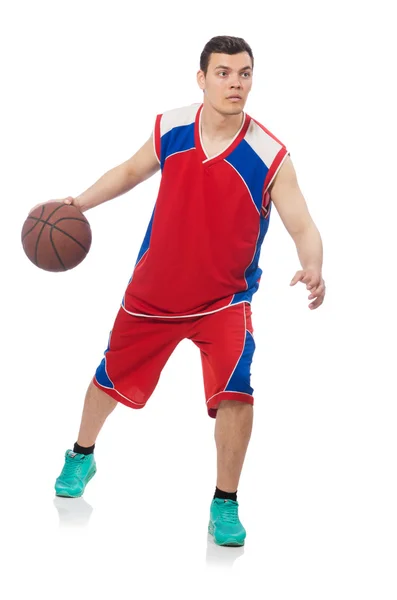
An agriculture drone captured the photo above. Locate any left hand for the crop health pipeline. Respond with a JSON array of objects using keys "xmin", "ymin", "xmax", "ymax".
[{"xmin": 290, "ymin": 269, "xmax": 326, "ymax": 310}]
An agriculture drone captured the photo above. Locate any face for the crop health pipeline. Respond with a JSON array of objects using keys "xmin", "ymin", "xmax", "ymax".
[{"xmin": 197, "ymin": 51, "xmax": 253, "ymax": 115}]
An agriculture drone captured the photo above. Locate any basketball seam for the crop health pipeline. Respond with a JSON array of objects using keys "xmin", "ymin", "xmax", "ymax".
[
  {"xmin": 50, "ymin": 223, "xmax": 91, "ymax": 254},
  {"xmin": 27, "ymin": 217, "xmax": 91, "ymax": 254},
  {"xmin": 22, "ymin": 205, "xmax": 45, "ymax": 241},
  {"xmin": 25, "ymin": 215, "xmax": 88, "ymax": 226},
  {"xmin": 53, "ymin": 216, "xmax": 88, "ymax": 224},
  {"xmin": 33, "ymin": 204, "xmax": 68, "ymax": 268},
  {"xmin": 52, "ymin": 217, "xmax": 91, "ymax": 253},
  {"xmin": 49, "ymin": 226, "xmax": 66, "ymax": 270}
]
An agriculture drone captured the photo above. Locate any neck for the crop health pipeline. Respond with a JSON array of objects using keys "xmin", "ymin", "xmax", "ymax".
[{"xmin": 201, "ymin": 100, "xmax": 244, "ymax": 141}]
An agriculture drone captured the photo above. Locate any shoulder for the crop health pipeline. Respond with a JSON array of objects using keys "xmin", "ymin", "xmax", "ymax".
[
  {"xmin": 244, "ymin": 115, "xmax": 288, "ymax": 164},
  {"xmin": 157, "ymin": 103, "xmax": 201, "ymax": 136}
]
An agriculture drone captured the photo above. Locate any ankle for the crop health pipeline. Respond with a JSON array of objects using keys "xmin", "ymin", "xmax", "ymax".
[
  {"xmin": 73, "ymin": 442, "xmax": 95, "ymax": 455},
  {"xmin": 214, "ymin": 486, "xmax": 237, "ymax": 502}
]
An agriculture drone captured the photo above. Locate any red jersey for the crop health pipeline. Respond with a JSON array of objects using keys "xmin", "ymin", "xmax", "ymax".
[{"xmin": 122, "ymin": 103, "xmax": 289, "ymax": 318}]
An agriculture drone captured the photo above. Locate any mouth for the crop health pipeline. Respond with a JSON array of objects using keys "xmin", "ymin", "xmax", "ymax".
[{"xmin": 227, "ymin": 95, "xmax": 242, "ymax": 101}]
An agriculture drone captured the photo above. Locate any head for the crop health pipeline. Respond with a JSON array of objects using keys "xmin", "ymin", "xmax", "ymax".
[{"xmin": 197, "ymin": 36, "xmax": 254, "ymax": 115}]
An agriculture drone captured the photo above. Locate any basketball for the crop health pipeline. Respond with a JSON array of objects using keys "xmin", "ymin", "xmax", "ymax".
[{"xmin": 21, "ymin": 201, "xmax": 92, "ymax": 272}]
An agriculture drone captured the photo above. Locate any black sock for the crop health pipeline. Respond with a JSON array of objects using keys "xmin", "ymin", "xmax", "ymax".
[
  {"xmin": 73, "ymin": 442, "xmax": 95, "ymax": 455},
  {"xmin": 214, "ymin": 487, "xmax": 237, "ymax": 502}
]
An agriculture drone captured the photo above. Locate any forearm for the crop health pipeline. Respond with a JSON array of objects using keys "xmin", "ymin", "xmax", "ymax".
[
  {"xmin": 75, "ymin": 164, "xmax": 135, "ymax": 212},
  {"xmin": 293, "ymin": 222, "xmax": 323, "ymax": 272}
]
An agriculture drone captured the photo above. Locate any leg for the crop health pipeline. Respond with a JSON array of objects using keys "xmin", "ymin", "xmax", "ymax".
[
  {"xmin": 55, "ymin": 310, "xmax": 183, "ymax": 499},
  {"xmin": 191, "ymin": 303, "xmax": 255, "ymax": 546},
  {"xmin": 76, "ymin": 379, "xmax": 118, "ymax": 447},
  {"xmin": 55, "ymin": 380, "xmax": 116, "ymax": 498},
  {"xmin": 191, "ymin": 302, "xmax": 256, "ymax": 492},
  {"xmin": 215, "ymin": 400, "xmax": 253, "ymax": 492}
]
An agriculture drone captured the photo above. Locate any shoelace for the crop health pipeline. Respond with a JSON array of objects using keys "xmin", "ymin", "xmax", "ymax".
[
  {"xmin": 220, "ymin": 502, "xmax": 239, "ymax": 524},
  {"xmin": 62, "ymin": 454, "xmax": 84, "ymax": 477}
]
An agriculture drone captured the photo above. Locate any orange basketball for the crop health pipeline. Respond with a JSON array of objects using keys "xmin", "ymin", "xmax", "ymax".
[{"xmin": 21, "ymin": 202, "xmax": 92, "ymax": 272}]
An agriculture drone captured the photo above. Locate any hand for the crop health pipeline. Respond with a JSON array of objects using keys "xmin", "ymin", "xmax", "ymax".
[
  {"xmin": 28, "ymin": 196, "xmax": 76, "ymax": 215},
  {"xmin": 290, "ymin": 269, "xmax": 326, "ymax": 310}
]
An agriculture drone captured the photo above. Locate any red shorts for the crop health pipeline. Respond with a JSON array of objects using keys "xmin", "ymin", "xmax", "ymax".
[{"xmin": 93, "ymin": 302, "xmax": 256, "ymax": 418}]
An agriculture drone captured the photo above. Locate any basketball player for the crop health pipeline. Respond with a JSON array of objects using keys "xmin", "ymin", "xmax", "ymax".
[{"xmin": 48, "ymin": 36, "xmax": 325, "ymax": 546}]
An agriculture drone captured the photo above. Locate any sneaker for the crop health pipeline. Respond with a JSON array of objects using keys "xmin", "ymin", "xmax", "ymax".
[
  {"xmin": 55, "ymin": 450, "xmax": 96, "ymax": 498},
  {"xmin": 208, "ymin": 498, "xmax": 246, "ymax": 546}
]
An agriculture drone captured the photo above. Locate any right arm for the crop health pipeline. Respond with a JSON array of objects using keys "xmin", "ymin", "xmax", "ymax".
[{"xmin": 69, "ymin": 134, "xmax": 160, "ymax": 212}]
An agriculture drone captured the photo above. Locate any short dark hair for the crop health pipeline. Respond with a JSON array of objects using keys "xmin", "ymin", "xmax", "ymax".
[{"xmin": 200, "ymin": 36, "xmax": 254, "ymax": 75}]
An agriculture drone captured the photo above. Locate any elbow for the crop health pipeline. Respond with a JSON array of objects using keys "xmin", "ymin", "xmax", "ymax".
[
  {"xmin": 289, "ymin": 219, "xmax": 318, "ymax": 243},
  {"xmin": 289, "ymin": 219, "xmax": 316, "ymax": 239}
]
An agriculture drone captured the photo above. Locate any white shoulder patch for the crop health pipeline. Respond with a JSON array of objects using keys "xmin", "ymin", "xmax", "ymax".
[
  {"xmin": 160, "ymin": 104, "xmax": 201, "ymax": 137},
  {"xmin": 244, "ymin": 120, "xmax": 285, "ymax": 168}
]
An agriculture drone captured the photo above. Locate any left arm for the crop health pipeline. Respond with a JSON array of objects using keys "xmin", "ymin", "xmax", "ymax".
[{"xmin": 269, "ymin": 156, "xmax": 326, "ymax": 309}]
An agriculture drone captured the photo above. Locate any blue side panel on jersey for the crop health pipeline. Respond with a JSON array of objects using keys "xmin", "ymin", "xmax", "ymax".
[
  {"xmin": 245, "ymin": 206, "xmax": 271, "ymax": 288},
  {"xmin": 120, "ymin": 200, "xmax": 156, "ymax": 307},
  {"xmin": 231, "ymin": 285, "xmax": 258, "ymax": 305},
  {"xmin": 160, "ymin": 123, "xmax": 195, "ymax": 170},
  {"xmin": 231, "ymin": 202, "xmax": 272, "ymax": 307},
  {"xmin": 135, "ymin": 205, "xmax": 156, "ymax": 266},
  {"xmin": 225, "ymin": 330, "xmax": 255, "ymax": 395},
  {"xmin": 226, "ymin": 140, "xmax": 268, "ymax": 301},
  {"xmin": 226, "ymin": 139, "xmax": 268, "ymax": 212}
]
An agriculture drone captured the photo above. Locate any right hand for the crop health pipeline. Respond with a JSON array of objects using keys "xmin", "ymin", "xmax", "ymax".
[{"xmin": 28, "ymin": 196, "xmax": 77, "ymax": 215}]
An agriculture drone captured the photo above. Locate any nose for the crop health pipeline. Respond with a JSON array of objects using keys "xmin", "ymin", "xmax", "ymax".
[{"xmin": 229, "ymin": 73, "xmax": 242, "ymax": 88}]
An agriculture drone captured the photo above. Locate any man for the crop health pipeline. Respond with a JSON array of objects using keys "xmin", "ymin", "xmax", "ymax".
[{"xmin": 49, "ymin": 35, "xmax": 325, "ymax": 547}]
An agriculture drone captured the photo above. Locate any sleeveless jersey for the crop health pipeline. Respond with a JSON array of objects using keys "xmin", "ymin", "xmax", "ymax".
[{"xmin": 122, "ymin": 102, "xmax": 289, "ymax": 318}]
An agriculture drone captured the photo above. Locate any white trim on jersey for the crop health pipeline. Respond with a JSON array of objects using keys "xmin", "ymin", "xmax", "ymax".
[
  {"xmin": 152, "ymin": 129, "xmax": 160, "ymax": 165},
  {"xmin": 264, "ymin": 150, "xmax": 291, "ymax": 193},
  {"xmin": 164, "ymin": 147, "xmax": 195, "ymax": 164},
  {"xmin": 200, "ymin": 108, "xmax": 247, "ymax": 163},
  {"xmin": 121, "ymin": 300, "xmax": 251, "ymax": 319},
  {"xmin": 224, "ymin": 159, "xmax": 260, "ymax": 215}
]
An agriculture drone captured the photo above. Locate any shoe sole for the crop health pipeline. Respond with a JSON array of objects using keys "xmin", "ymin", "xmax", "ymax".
[
  {"xmin": 55, "ymin": 467, "xmax": 97, "ymax": 498},
  {"xmin": 208, "ymin": 521, "xmax": 245, "ymax": 547}
]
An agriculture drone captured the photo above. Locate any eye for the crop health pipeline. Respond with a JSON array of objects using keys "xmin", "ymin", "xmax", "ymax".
[
  {"xmin": 218, "ymin": 71, "xmax": 227, "ymax": 77},
  {"xmin": 242, "ymin": 72, "xmax": 251, "ymax": 78}
]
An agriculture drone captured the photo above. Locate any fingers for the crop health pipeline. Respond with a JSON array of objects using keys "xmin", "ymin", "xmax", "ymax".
[
  {"xmin": 291, "ymin": 271, "xmax": 321, "ymax": 290},
  {"xmin": 309, "ymin": 294, "xmax": 324, "ymax": 310},
  {"xmin": 308, "ymin": 281, "xmax": 326, "ymax": 309},
  {"xmin": 305, "ymin": 274, "xmax": 321, "ymax": 290},
  {"xmin": 290, "ymin": 271, "xmax": 326, "ymax": 310},
  {"xmin": 290, "ymin": 271, "xmax": 305, "ymax": 286},
  {"xmin": 29, "ymin": 197, "xmax": 74, "ymax": 214},
  {"xmin": 308, "ymin": 282, "xmax": 325, "ymax": 300}
]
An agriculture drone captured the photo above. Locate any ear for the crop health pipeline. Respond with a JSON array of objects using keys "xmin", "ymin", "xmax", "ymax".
[{"xmin": 197, "ymin": 70, "xmax": 205, "ymax": 91}]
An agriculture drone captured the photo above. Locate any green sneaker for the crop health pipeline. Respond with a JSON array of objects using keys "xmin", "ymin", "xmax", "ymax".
[
  {"xmin": 55, "ymin": 450, "xmax": 96, "ymax": 498},
  {"xmin": 208, "ymin": 498, "xmax": 246, "ymax": 546}
]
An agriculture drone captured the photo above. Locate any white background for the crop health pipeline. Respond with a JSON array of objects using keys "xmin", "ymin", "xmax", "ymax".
[{"xmin": 1, "ymin": 0, "xmax": 396, "ymax": 597}]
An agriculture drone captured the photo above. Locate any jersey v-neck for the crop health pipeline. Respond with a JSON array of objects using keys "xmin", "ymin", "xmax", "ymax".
[{"xmin": 194, "ymin": 103, "xmax": 251, "ymax": 165}]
